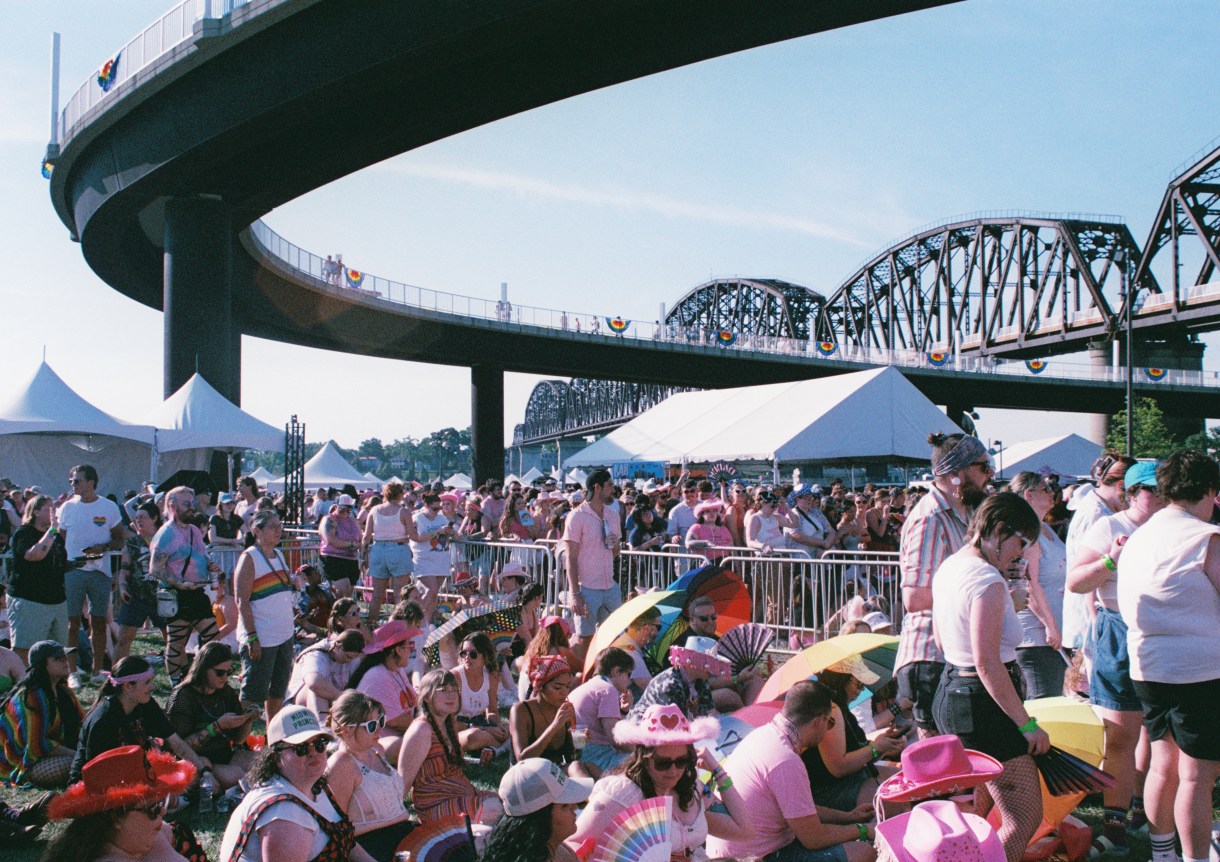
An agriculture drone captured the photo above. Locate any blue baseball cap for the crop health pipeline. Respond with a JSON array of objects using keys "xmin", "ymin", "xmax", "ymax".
[{"xmin": 1124, "ymin": 461, "xmax": 1158, "ymax": 489}]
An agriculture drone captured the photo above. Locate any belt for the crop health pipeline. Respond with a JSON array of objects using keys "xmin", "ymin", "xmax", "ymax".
[{"xmin": 947, "ymin": 661, "xmax": 1019, "ymax": 678}]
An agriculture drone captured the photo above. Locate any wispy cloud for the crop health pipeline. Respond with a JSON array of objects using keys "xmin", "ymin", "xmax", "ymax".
[{"xmin": 377, "ymin": 161, "xmax": 868, "ymax": 245}]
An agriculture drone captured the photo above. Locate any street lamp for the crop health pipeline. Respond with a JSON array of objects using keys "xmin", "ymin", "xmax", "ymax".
[{"xmin": 1115, "ymin": 247, "xmax": 1134, "ymax": 459}]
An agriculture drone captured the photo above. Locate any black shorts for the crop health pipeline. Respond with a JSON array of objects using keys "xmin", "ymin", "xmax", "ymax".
[
  {"xmin": 897, "ymin": 660, "xmax": 945, "ymax": 730},
  {"xmin": 320, "ymin": 555, "xmax": 359, "ymax": 584},
  {"xmin": 171, "ymin": 587, "xmax": 214, "ymax": 623},
  {"xmin": 932, "ymin": 663, "xmax": 1029, "ymax": 762},
  {"xmin": 1133, "ymin": 677, "xmax": 1220, "ymax": 762}
]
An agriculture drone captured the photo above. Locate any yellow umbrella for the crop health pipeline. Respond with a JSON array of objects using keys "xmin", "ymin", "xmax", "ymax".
[
  {"xmin": 756, "ymin": 633, "xmax": 899, "ymax": 703},
  {"xmin": 581, "ymin": 590, "xmax": 682, "ymax": 679}
]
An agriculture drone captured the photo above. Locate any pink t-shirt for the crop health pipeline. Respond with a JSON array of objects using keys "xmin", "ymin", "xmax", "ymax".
[
  {"xmin": 705, "ymin": 719, "xmax": 818, "ymax": 860},
  {"xmin": 356, "ymin": 664, "xmax": 418, "ymax": 727},
  {"xmin": 569, "ymin": 675, "xmax": 624, "ymax": 746},
  {"xmin": 562, "ymin": 502, "xmax": 621, "ymax": 591}
]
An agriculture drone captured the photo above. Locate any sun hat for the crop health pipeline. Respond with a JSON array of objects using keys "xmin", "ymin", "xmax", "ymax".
[
  {"xmin": 498, "ymin": 563, "xmax": 528, "ymax": 583},
  {"xmin": 527, "ymin": 655, "xmax": 573, "ymax": 689},
  {"xmin": 267, "ymin": 705, "xmax": 336, "ymax": 747},
  {"xmin": 1124, "ymin": 461, "xmax": 1158, "ymax": 489},
  {"xmin": 500, "ymin": 757, "xmax": 594, "ymax": 817},
  {"xmin": 335, "ymin": 493, "xmax": 356, "ymax": 508},
  {"xmin": 877, "ymin": 736, "xmax": 1003, "ymax": 802},
  {"xmin": 49, "ymin": 746, "xmax": 196, "ymax": 819},
  {"xmin": 693, "ymin": 499, "xmax": 723, "ymax": 519},
  {"xmin": 825, "ymin": 654, "xmax": 881, "ymax": 686},
  {"xmin": 451, "ymin": 571, "xmax": 476, "ymax": 590},
  {"xmin": 669, "ymin": 636, "xmax": 731, "ymax": 679},
  {"xmin": 876, "ymin": 800, "xmax": 1004, "ymax": 862},
  {"xmin": 363, "ymin": 620, "xmax": 422, "ymax": 654},
  {"xmin": 540, "ymin": 615, "xmax": 573, "ymax": 637},
  {"xmin": 614, "ymin": 704, "xmax": 719, "ymax": 747}
]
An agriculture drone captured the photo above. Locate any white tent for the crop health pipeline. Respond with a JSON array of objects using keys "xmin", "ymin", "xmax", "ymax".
[
  {"xmin": 566, "ymin": 468, "xmax": 588, "ymax": 486},
  {"xmin": 363, "ymin": 471, "xmax": 381, "ymax": 484},
  {"xmin": 521, "ymin": 466, "xmax": 544, "ymax": 483},
  {"xmin": 565, "ymin": 367, "xmax": 961, "ymax": 468},
  {"xmin": 442, "ymin": 472, "xmax": 473, "ymax": 490},
  {"xmin": 266, "ymin": 441, "xmax": 381, "ymax": 491},
  {"xmin": 504, "ymin": 473, "xmax": 522, "ymax": 487},
  {"xmin": 995, "ymin": 434, "xmax": 1102, "ymax": 480},
  {"xmin": 140, "ymin": 373, "xmax": 283, "ymax": 481},
  {"xmin": 248, "ymin": 466, "xmax": 279, "ymax": 484},
  {"xmin": 0, "ymin": 362, "xmax": 154, "ymax": 495}
]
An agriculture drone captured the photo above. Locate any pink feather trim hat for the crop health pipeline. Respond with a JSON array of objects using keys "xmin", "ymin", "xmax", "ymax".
[
  {"xmin": 614, "ymin": 704, "xmax": 719, "ymax": 747},
  {"xmin": 669, "ymin": 636, "xmax": 731, "ymax": 679}
]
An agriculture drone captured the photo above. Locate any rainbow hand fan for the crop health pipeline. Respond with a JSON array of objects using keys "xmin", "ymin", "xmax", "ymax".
[
  {"xmin": 715, "ymin": 623, "xmax": 774, "ymax": 674},
  {"xmin": 591, "ymin": 796, "xmax": 673, "ymax": 862}
]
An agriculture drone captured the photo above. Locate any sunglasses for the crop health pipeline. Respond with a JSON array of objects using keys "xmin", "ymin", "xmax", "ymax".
[
  {"xmin": 209, "ymin": 666, "xmax": 230, "ymax": 677},
  {"xmin": 970, "ymin": 460, "xmax": 995, "ymax": 473},
  {"xmin": 648, "ymin": 754, "xmax": 692, "ymax": 771},
  {"xmin": 278, "ymin": 737, "xmax": 329, "ymax": 757},
  {"xmin": 694, "ymin": 614, "xmax": 717, "ymax": 623},
  {"xmin": 458, "ymin": 650, "xmax": 481, "ymax": 659},
  {"xmin": 347, "ymin": 714, "xmax": 387, "ymax": 735}
]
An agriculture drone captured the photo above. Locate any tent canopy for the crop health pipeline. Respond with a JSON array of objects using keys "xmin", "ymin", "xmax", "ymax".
[
  {"xmin": 997, "ymin": 434, "xmax": 1102, "ymax": 480},
  {"xmin": 0, "ymin": 362, "xmax": 153, "ymax": 443},
  {"xmin": 141, "ymin": 374, "xmax": 282, "ymax": 453},
  {"xmin": 521, "ymin": 467, "xmax": 544, "ymax": 483},
  {"xmin": 266, "ymin": 441, "xmax": 380, "ymax": 491},
  {"xmin": 565, "ymin": 367, "xmax": 961, "ymax": 468},
  {"xmin": 442, "ymin": 472, "xmax": 472, "ymax": 490},
  {"xmin": 247, "ymin": 466, "xmax": 278, "ymax": 483}
]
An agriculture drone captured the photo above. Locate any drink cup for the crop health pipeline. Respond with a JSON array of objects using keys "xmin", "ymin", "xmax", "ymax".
[{"xmin": 572, "ymin": 725, "xmax": 588, "ymax": 750}]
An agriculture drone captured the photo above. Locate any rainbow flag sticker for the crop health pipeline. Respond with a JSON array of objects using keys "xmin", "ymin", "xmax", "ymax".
[
  {"xmin": 1144, "ymin": 367, "xmax": 1167, "ymax": 381},
  {"xmin": 344, "ymin": 268, "xmax": 364, "ymax": 288},
  {"xmin": 606, "ymin": 317, "xmax": 629, "ymax": 333},
  {"xmin": 1025, "ymin": 360, "xmax": 1047, "ymax": 375},
  {"xmin": 41, "ymin": 160, "xmax": 54, "ymax": 179},
  {"xmin": 98, "ymin": 51, "xmax": 121, "ymax": 92},
  {"xmin": 816, "ymin": 341, "xmax": 837, "ymax": 357},
  {"xmin": 927, "ymin": 351, "xmax": 949, "ymax": 367},
  {"xmin": 717, "ymin": 330, "xmax": 736, "ymax": 346}
]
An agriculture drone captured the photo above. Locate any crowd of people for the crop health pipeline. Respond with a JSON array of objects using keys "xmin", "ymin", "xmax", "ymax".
[{"xmin": 0, "ymin": 438, "xmax": 1215, "ymax": 862}]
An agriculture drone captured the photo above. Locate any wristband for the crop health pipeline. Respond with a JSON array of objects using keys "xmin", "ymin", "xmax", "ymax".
[
  {"xmin": 856, "ymin": 824, "xmax": 870, "ymax": 842},
  {"xmin": 716, "ymin": 777, "xmax": 734, "ymax": 792},
  {"xmin": 245, "ymin": 632, "xmax": 260, "ymax": 645},
  {"xmin": 869, "ymin": 743, "xmax": 881, "ymax": 761},
  {"xmin": 1018, "ymin": 717, "xmax": 1039, "ymax": 734},
  {"xmin": 1101, "ymin": 554, "xmax": 1117, "ymax": 571}
]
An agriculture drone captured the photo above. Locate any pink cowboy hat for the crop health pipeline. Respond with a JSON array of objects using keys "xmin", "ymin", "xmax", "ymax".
[
  {"xmin": 614, "ymin": 704, "xmax": 719, "ymax": 748},
  {"xmin": 363, "ymin": 620, "xmax": 422, "ymax": 654},
  {"xmin": 878, "ymin": 735, "xmax": 1003, "ymax": 803},
  {"xmin": 669, "ymin": 636, "xmax": 731, "ymax": 679},
  {"xmin": 876, "ymin": 800, "xmax": 1004, "ymax": 862},
  {"xmin": 693, "ymin": 500, "xmax": 723, "ymax": 519}
]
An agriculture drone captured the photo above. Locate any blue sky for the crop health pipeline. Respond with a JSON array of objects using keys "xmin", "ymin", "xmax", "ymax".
[{"xmin": 3, "ymin": 1, "xmax": 1218, "ymax": 456}]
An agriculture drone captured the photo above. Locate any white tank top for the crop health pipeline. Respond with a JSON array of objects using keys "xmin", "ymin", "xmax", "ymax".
[
  {"xmin": 372, "ymin": 506, "xmax": 408, "ymax": 541},
  {"xmin": 456, "ymin": 665, "xmax": 490, "ymax": 717}
]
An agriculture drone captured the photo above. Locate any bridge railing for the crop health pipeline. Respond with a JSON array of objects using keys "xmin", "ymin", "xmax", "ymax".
[{"xmin": 248, "ymin": 221, "xmax": 1220, "ymax": 389}]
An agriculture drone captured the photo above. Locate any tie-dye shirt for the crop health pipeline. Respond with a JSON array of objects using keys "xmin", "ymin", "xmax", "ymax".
[{"xmin": 151, "ymin": 520, "xmax": 211, "ymax": 586}]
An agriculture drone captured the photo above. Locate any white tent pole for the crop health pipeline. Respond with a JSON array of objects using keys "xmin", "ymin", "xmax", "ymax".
[
  {"xmin": 227, "ymin": 451, "xmax": 234, "ymax": 492},
  {"xmin": 772, "ymin": 457, "xmax": 779, "ymax": 484},
  {"xmin": 150, "ymin": 429, "xmax": 159, "ymax": 484}
]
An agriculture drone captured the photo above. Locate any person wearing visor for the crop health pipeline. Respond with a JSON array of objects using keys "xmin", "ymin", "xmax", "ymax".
[{"xmin": 221, "ymin": 705, "xmax": 378, "ymax": 862}]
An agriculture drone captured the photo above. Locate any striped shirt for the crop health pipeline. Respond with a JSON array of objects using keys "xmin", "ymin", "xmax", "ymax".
[{"xmin": 895, "ymin": 485, "xmax": 971, "ymax": 669}]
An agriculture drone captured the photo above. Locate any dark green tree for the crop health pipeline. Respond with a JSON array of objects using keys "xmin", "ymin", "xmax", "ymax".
[{"xmin": 1106, "ymin": 397, "xmax": 1178, "ymax": 459}]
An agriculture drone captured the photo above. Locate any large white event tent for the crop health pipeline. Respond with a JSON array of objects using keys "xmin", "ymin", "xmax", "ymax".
[
  {"xmin": 0, "ymin": 362, "xmax": 154, "ymax": 495},
  {"xmin": 266, "ymin": 441, "xmax": 381, "ymax": 491},
  {"xmin": 565, "ymin": 367, "xmax": 961, "ymax": 470},
  {"xmin": 442, "ymin": 472, "xmax": 473, "ymax": 490},
  {"xmin": 139, "ymin": 374, "xmax": 283, "ymax": 482},
  {"xmin": 247, "ymin": 466, "xmax": 279, "ymax": 485},
  {"xmin": 996, "ymin": 433, "xmax": 1102, "ymax": 480},
  {"xmin": 521, "ymin": 466, "xmax": 544, "ymax": 483}
]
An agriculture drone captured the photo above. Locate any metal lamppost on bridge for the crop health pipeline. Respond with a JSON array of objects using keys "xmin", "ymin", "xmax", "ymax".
[{"xmin": 1115, "ymin": 248, "xmax": 1135, "ymax": 459}]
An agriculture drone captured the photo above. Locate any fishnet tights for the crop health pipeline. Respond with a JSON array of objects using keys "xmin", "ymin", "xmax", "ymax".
[
  {"xmin": 165, "ymin": 618, "xmax": 219, "ymax": 682},
  {"xmin": 974, "ymin": 755, "xmax": 1043, "ymax": 862},
  {"xmin": 26, "ymin": 753, "xmax": 73, "ymax": 787}
]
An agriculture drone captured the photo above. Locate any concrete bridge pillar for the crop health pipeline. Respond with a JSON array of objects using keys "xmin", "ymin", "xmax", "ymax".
[
  {"xmin": 163, "ymin": 197, "xmax": 239, "ymax": 403},
  {"xmin": 471, "ymin": 364, "xmax": 505, "ymax": 485},
  {"xmin": 1090, "ymin": 337, "xmax": 1205, "ymax": 444},
  {"xmin": 1086, "ymin": 342, "xmax": 1112, "ymax": 445}
]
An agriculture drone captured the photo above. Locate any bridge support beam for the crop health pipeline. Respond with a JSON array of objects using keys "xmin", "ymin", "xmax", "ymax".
[
  {"xmin": 471, "ymin": 364, "xmax": 504, "ymax": 485},
  {"xmin": 163, "ymin": 197, "xmax": 239, "ymax": 403},
  {"xmin": 1090, "ymin": 337, "xmax": 1206, "ymax": 445}
]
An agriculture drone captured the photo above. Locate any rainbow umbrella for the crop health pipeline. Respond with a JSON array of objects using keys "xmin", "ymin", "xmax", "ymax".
[
  {"xmin": 709, "ymin": 700, "xmax": 782, "ymax": 761},
  {"xmin": 756, "ymin": 633, "xmax": 899, "ymax": 703},
  {"xmin": 396, "ymin": 815, "xmax": 477, "ymax": 862},
  {"xmin": 645, "ymin": 565, "xmax": 751, "ymax": 666},
  {"xmin": 581, "ymin": 590, "xmax": 682, "ymax": 679},
  {"xmin": 423, "ymin": 597, "xmax": 521, "ymax": 666}
]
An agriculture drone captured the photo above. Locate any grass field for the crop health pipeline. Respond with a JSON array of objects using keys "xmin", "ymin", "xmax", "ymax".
[{"xmin": 6, "ymin": 636, "xmax": 1217, "ymax": 862}]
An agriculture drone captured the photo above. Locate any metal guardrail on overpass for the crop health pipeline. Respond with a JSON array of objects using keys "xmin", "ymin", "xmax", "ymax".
[{"xmin": 249, "ymin": 221, "xmax": 1220, "ymax": 389}]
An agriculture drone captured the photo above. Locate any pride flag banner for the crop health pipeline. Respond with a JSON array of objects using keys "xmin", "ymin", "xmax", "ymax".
[
  {"xmin": 1144, "ymin": 368, "xmax": 1167, "ymax": 381},
  {"xmin": 816, "ymin": 341, "xmax": 837, "ymax": 357},
  {"xmin": 98, "ymin": 51, "xmax": 121, "ymax": 92},
  {"xmin": 1025, "ymin": 360, "xmax": 1047, "ymax": 374},
  {"xmin": 926, "ymin": 351, "xmax": 949, "ymax": 367},
  {"xmin": 345, "ymin": 268, "xmax": 365, "ymax": 288},
  {"xmin": 607, "ymin": 317, "xmax": 630, "ymax": 333},
  {"xmin": 716, "ymin": 330, "xmax": 736, "ymax": 347},
  {"xmin": 41, "ymin": 160, "xmax": 54, "ymax": 179}
]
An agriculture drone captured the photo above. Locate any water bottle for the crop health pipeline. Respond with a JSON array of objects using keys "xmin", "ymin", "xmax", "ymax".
[{"xmin": 198, "ymin": 770, "xmax": 216, "ymax": 813}]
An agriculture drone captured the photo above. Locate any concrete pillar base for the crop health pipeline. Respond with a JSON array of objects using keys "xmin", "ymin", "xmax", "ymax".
[{"xmin": 471, "ymin": 365, "xmax": 504, "ymax": 485}]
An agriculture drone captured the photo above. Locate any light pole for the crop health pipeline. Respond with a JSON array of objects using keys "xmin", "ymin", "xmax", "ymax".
[
  {"xmin": 1116, "ymin": 247, "xmax": 1134, "ymax": 459},
  {"xmin": 994, "ymin": 440, "xmax": 1003, "ymax": 480}
]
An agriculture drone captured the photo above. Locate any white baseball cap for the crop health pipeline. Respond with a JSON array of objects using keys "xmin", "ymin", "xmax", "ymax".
[
  {"xmin": 499, "ymin": 758, "xmax": 593, "ymax": 816},
  {"xmin": 266, "ymin": 705, "xmax": 335, "ymax": 747}
]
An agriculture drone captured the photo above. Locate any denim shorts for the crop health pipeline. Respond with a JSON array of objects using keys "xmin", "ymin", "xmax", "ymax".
[
  {"xmin": 368, "ymin": 542, "xmax": 414, "ymax": 580},
  {"xmin": 766, "ymin": 838, "xmax": 849, "ymax": 862},
  {"xmin": 240, "ymin": 639, "xmax": 294, "ymax": 702},
  {"xmin": 8, "ymin": 597, "xmax": 70, "ymax": 650},
  {"xmin": 897, "ymin": 660, "xmax": 945, "ymax": 730},
  {"xmin": 933, "ymin": 663, "xmax": 1029, "ymax": 762},
  {"xmin": 115, "ymin": 594, "xmax": 168, "ymax": 629},
  {"xmin": 574, "ymin": 585, "xmax": 623, "ymax": 637},
  {"xmin": 64, "ymin": 569, "xmax": 112, "ymax": 617},
  {"xmin": 1016, "ymin": 645, "xmax": 1066, "ymax": 701},
  {"xmin": 580, "ymin": 741, "xmax": 628, "ymax": 773},
  {"xmin": 1089, "ymin": 607, "xmax": 1141, "ymax": 712}
]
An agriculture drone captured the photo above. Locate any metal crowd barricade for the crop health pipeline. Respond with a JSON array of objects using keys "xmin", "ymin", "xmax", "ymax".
[
  {"xmin": 618, "ymin": 547, "xmax": 708, "ymax": 595},
  {"xmin": 451, "ymin": 539, "xmax": 559, "ymax": 605}
]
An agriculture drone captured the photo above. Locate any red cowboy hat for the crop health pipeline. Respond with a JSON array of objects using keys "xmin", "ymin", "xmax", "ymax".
[{"xmin": 49, "ymin": 746, "xmax": 196, "ymax": 819}]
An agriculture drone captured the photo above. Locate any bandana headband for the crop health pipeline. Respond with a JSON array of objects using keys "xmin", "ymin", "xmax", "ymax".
[
  {"xmin": 932, "ymin": 435, "xmax": 987, "ymax": 477},
  {"xmin": 107, "ymin": 667, "xmax": 155, "ymax": 686}
]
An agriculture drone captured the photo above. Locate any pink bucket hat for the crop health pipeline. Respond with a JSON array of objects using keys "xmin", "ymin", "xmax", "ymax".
[
  {"xmin": 540, "ymin": 615, "xmax": 572, "ymax": 638},
  {"xmin": 876, "ymin": 800, "xmax": 1004, "ymax": 862},
  {"xmin": 878, "ymin": 735, "xmax": 1003, "ymax": 802},
  {"xmin": 669, "ymin": 636, "xmax": 731, "ymax": 679},
  {"xmin": 614, "ymin": 704, "xmax": 719, "ymax": 747}
]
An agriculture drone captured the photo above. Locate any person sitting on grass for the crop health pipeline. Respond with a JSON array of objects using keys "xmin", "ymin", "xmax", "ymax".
[
  {"xmin": 452, "ymin": 632, "xmax": 510, "ymax": 759},
  {"xmin": 0, "ymin": 639, "xmax": 82, "ymax": 787},
  {"xmin": 568, "ymin": 647, "xmax": 635, "ymax": 779},
  {"xmin": 349, "ymin": 620, "xmax": 422, "ymax": 761},
  {"xmin": 482, "ymin": 758, "xmax": 594, "ymax": 862},
  {"xmin": 518, "ymin": 615, "xmax": 579, "ymax": 700},
  {"xmin": 166, "ymin": 641, "xmax": 258, "ymax": 791},
  {"xmin": 286, "ymin": 629, "xmax": 365, "ymax": 723},
  {"xmin": 510, "ymin": 656, "xmax": 577, "ymax": 770},
  {"xmin": 628, "ymin": 637, "xmax": 729, "ymax": 721}
]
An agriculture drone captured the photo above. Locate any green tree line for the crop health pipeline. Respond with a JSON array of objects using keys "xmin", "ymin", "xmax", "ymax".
[{"xmin": 245, "ymin": 427, "xmax": 472, "ymax": 481}]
